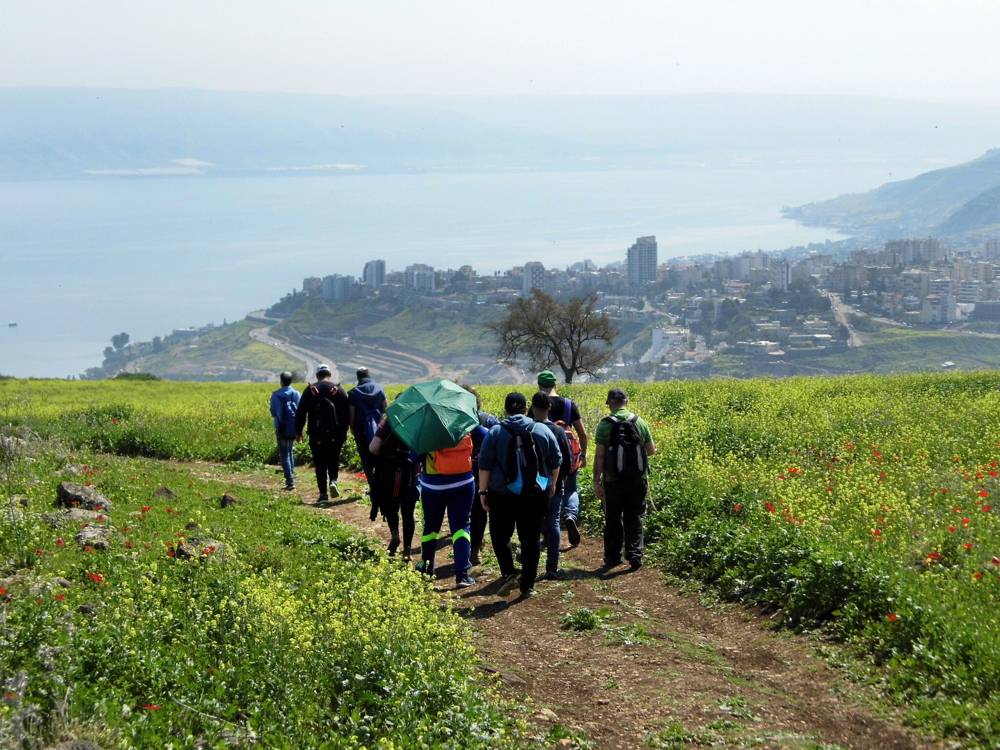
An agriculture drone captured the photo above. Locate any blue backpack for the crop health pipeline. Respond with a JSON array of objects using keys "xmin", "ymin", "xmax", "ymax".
[{"xmin": 275, "ymin": 390, "xmax": 299, "ymax": 438}]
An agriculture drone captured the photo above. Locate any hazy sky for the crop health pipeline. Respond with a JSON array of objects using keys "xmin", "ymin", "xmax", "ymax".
[{"xmin": 3, "ymin": 0, "xmax": 999, "ymax": 102}]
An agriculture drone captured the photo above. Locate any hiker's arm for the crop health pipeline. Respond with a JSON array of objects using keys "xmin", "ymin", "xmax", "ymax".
[
  {"xmin": 592, "ymin": 444, "xmax": 607, "ymax": 502},
  {"xmin": 645, "ymin": 440, "xmax": 657, "ymax": 456},
  {"xmin": 294, "ymin": 388, "xmax": 309, "ymax": 439},
  {"xmin": 349, "ymin": 405, "xmax": 357, "ymax": 435},
  {"xmin": 369, "ymin": 435, "xmax": 383, "ymax": 456},
  {"xmin": 478, "ymin": 470, "xmax": 491, "ymax": 511},
  {"xmin": 573, "ymin": 418, "xmax": 589, "ymax": 466},
  {"xmin": 548, "ymin": 466, "xmax": 560, "ymax": 497}
]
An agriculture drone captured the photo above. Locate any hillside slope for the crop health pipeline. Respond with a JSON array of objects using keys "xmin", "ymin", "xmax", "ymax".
[{"xmin": 784, "ymin": 148, "xmax": 1000, "ymax": 236}]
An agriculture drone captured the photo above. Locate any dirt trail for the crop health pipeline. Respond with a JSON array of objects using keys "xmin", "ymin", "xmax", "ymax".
[{"xmin": 186, "ymin": 463, "xmax": 933, "ymax": 750}]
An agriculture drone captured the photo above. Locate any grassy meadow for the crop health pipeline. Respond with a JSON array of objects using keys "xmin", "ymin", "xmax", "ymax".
[{"xmin": 1, "ymin": 372, "xmax": 999, "ymax": 745}]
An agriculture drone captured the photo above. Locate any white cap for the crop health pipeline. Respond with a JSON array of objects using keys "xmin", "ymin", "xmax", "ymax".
[{"xmin": 315, "ymin": 363, "xmax": 332, "ymax": 376}]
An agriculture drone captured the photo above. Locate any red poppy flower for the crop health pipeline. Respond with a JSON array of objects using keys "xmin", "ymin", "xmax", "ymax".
[
  {"xmin": 870, "ymin": 528, "xmax": 881, "ymax": 538},
  {"xmin": 962, "ymin": 517, "xmax": 971, "ymax": 527},
  {"xmin": 978, "ymin": 489, "xmax": 990, "ymax": 498},
  {"xmin": 963, "ymin": 543, "xmax": 974, "ymax": 551},
  {"xmin": 83, "ymin": 545, "xmax": 93, "ymax": 553},
  {"xmin": 732, "ymin": 503, "xmax": 742, "ymax": 514},
  {"xmin": 0, "ymin": 587, "xmax": 7, "ymax": 596},
  {"xmin": 952, "ymin": 505, "xmax": 962, "ymax": 513},
  {"xmin": 166, "ymin": 550, "xmax": 176, "ymax": 558},
  {"xmin": 53, "ymin": 593, "xmax": 65, "ymax": 602},
  {"xmin": 165, "ymin": 506, "xmax": 174, "ymax": 514},
  {"xmin": 886, "ymin": 612, "xmax": 898, "ymax": 622},
  {"xmin": 973, "ymin": 572, "xmax": 984, "ymax": 581},
  {"xmin": 764, "ymin": 501, "xmax": 776, "ymax": 513},
  {"xmin": 124, "ymin": 540, "xmax": 135, "ymax": 549},
  {"xmin": 140, "ymin": 506, "xmax": 152, "ymax": 514},
  {"xmin": 142, "ymin": 704, "xmax": 161, "ymax": 711},
  {"xmin": 787, "ymin": 466, "xmax": 800, "ymax": 475},
  {"xmin": 948, "ymin": 525, "xmax": 957, "ymax": 533},
  {"xmin": 202, "ymin": 546, "xmax": 216, "ymax": 556},
  {"xmin": 940, "ymin": 488, "xmax": 950, "ymax": 495},
  {"xmin": 926, "ymin": 551, "xmax": 942, "ymax": 562},
  {"xmin": 86, "ymin": 572, "xmax": 104, "ymax": 584},
  {"xmin": 55, "ymin": 538, "xmax": 65, "ymax": 548},
  {"xmin": 983, "ymin": 505, "xmax": 993, "ymax": 513}
]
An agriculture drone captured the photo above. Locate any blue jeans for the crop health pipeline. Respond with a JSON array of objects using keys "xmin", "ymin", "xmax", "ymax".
[
  {"xmin": 543, "ymin": 488, "xmax": 563, "ymax": 574},
  {"xmin": 561, "ymin": 471, "xmax": 580, "ymax": 523},
  {"xmin": 276, "ymin": 435, "xmax": 295, "ymax": 485}
]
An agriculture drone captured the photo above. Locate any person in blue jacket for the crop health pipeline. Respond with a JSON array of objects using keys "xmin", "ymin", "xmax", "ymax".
[
  {"xmin": 269, "ymin": 371, "xmax": 300, "ymax": 490},
  {"xmin": 348, "ymin": 367, "xmax": 388, "ymax": 511}
]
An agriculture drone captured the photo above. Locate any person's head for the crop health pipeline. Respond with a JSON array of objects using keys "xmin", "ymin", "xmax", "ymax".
[
  {"xmin": 279, "ymin": 371, "xmax": 293, "ymax": 387},
  {"xmin": 530, "ymin": 391, "xmax": 551, "ymax": 421},
  {"xmin": 536, "ymin": 369, "xmax": 557, "ymax": 393},
  {"xmin": 315, "ymin": 364, "xmax": 332, "ymax": 381},
  {"xmin": 461, "ymin": 383, "xmax": 483, "ymax": 410},
  {"xmin": 606, "ymin": 387, "xmax": 628, "ymax": 411},
  {"xmin": 504, "ymin": 391, "xmax": 527, "ymax": 416},
  {"xmin": 356, "ymin": 367, "xmax": 370, "ymax": 383}
]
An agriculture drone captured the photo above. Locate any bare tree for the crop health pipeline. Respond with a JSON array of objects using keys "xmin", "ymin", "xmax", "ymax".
[{"xmin": 486, "ymin": 290, "xmax": 617, "ymax": 383}]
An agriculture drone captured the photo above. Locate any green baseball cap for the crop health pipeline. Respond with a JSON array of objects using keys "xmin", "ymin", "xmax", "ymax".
[{"xmin": 537, "ymin": 370, "xmax": 557, "ymax": 387}]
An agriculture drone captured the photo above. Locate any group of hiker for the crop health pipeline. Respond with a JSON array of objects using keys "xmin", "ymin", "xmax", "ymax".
[{"xmin": 269, "ymin": 367, "xmax": 656, "ymax": 599}]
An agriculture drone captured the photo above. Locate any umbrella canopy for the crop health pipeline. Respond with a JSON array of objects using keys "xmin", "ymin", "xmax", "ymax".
[{"xmin": 385, "ymin": 379, "xmax": 479, "ymax": 455}]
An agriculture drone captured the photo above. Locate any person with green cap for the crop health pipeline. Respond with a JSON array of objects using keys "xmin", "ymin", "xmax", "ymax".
[
  {"xmin": 537, "ymin": 369, "xmax": 588, "ymax": 547},
  {"xmin": 593, "ymin": 387, "xmax": 656, "ymax": 570}
]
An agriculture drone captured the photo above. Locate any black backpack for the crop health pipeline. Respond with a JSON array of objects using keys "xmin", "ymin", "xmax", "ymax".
[
  {"xmin": 310, "ymin": 382, "xmax": 342, "ymax": 436},
  {"xmin": 502, "ymin": 423, "xmax": 542, "ymax": 495},
  {"xmin": 374, "ymin": 431, "xmax": 416, "ymax": 501},
  {"xmin": 604, "ymin": 414, "xmax": 647, "ymax": 481}
]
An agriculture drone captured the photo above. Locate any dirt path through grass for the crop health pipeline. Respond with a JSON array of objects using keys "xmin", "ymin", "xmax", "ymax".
[{"xmin": 184, "ymin": 462, "xmax": 934, "ymax": 750}]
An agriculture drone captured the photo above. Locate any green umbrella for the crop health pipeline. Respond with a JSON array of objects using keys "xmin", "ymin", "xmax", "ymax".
[{"xmin": 385, "ymin": 379, "xmax": 479, "ymax": 455}]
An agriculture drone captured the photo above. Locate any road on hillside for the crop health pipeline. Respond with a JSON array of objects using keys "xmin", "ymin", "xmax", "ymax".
[
  {"xmin": 827, "ymin": 293, "xmax": 865, "ymax": 348},
  {"xmin": 249, "ymin": 326, "xmax": 339, "ymax": 381}
]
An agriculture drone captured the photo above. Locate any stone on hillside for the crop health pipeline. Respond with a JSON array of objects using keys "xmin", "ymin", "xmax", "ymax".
[
  {"xmin": 12, "ymin": 495, "xmax": 30, "ymax": 508},
  {"xmin": 53, "ymin": 577, "xmax": 72, "ymax": 589},
  {"xmin": 62, "ymin": 464, "xmax": 86, "ymax": 477},
  {"xmin": 77, "ymin": 603, "xmax": 96, "ymax": 617},
  {"xmin": 56, "ymin": 483, "xmax": 111, "ymax": 512},
  {"xmin": 220, "ymin": 492, "xmax": 240, "ymax": 508},
  {"xmin": 2, "ymin": 505, "xmax": 25, "ymax": 525},
  {"xmin": 153, "ymin": 486, "xmax": 176, "ymax": 499},
  {"xmin": 176, "ymin": 538, "xmax": 226, "ymax": 561},
  {"xmin": 42, "ymin": 508, "xmax": 103, "ymax": 528},
  {"xmin": 75, "ymin": 525, "xmax": 111, "ymax": 551}
]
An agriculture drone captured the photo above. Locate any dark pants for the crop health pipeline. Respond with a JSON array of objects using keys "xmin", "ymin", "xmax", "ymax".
[
  {"xmin": 470, "ymin": 493, "xmax": 488, "ymax": 556},
  {"xmin": 420, "ymin": 480, "xmax": 475, "ymax": 577},
  {"xmin": 603, "ymin": 478, "xmax": 648, "ymax": 565},
  {"xmin": 309, "ymin": 435, "xmax": 345, "ymax": 496},
  {"xmin": 488, "ymin": 489, "xmax": 546, "ymax": 593},
  {"xmin": 381, "ymin": 491, "xmax": 417, "ymax": 551}
]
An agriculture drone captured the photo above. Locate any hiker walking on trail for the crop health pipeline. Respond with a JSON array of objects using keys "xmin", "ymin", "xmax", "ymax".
[
  {"xmin": 593, "ymin": 388, "xmax": 656, "ymax": 570},
  {"xmin": 369, "ymin": 416, "xmax": 419, "ymax": 558},
  {"xmin": 530, "ymin": 392, "xmax": 572, "ymax": 580},
  {"xmin": 348, "ymin": 368, "xmax": 388, "ymax": 511},
  {"xmin": 416, "ymin": 423, "xmax": 485, "ymax": 588},
  {"xmin": 295, "ymin": 364, "xmax": 350, "ymax": 504},
  {"xmin": 269, "ymin": 371, "xmax": 300, "ymax": 491},
  {"xmin": 478, "ymin": 392, "xmax": 562, "ymax": 598},
  {"xmin": 537, "ymin": 370, "xmax": 588, "ymax": 547},
  {"xmin": 463, "ymin": 385, "xmax": 499, "ymax": 567}
]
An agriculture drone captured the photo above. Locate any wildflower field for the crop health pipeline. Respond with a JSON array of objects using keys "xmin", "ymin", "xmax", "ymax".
[{"xmin": 1, "ymin": 373, "xmax": 999, "ymax": 745}]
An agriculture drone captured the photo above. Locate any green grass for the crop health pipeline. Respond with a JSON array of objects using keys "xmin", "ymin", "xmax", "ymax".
[
  {"xmin": 0, "ymin": 440, "xmax": 523, "ymax": 749},
  {"xmin": 2, "ymin": 373, "xmax": 1000, "ymax": 744}
]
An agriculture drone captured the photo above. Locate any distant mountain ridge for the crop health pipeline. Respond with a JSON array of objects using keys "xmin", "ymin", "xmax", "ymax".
[
  {"xmin": 3, "ymin": 87, "xmax": 1000, "ymax": 179},
  {"xmin": 784, "ymin": 148, "xmax": 1000, "ymax": 238}
]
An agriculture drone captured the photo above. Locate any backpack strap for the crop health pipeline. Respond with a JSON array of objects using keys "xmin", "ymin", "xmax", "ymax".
[{"xmin": 564, "ymin": 398, "xmax": 573, "ymax": 425}]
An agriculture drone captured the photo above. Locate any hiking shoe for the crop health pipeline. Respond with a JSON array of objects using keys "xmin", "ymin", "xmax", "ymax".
[
  {"xmin": 402, "ymin": 546, "xmax": 413, "ymax": 560},
  {"xmin": 328, "ymin": 483, "xmax": 340, "ymax": 499},
  {"xmin": 496, "ymin": 574, "xmax": 520, "ymax": 597},
  {"xmin": 283, "ymin": 484, "xmax": 295, "ymax": 491},
  {"xmin": 602, "ymin": 558, "xmax": 623, "ymax": 570},
  {"xmin": 387, "ymin": 537, "xmax": 400, "ymax": 556},
  {"xmin": 455, "ymin": 574, "xmax": 476, "ymax": 588},
  {"xmin": 316, "ymin": 494, "xmax": 329, "ymax": 506},
  {"xmin": 414, "ymin": 560, "xmax": 434, "ymax": 577},
  {"xmin": 540, "ymin": 569, "xmax": 566, "ymax": 581},
  {"xmin": 564, "ymin": 516, "xmax": 581, "ymax": 547},
  {"xmin": 470, "ymin": 547, "xmax": 482, "ymax": 567},
  {"xmin": 629, "ymin": 559, "xmax": 643, "ymax": 571},
  {"xmin": 519, "ymin": 588, "xmax": 538, "ymax": 599},
  {"xmin": 369, "ymin": 505, "xmax": 379, "ymax": 522}
]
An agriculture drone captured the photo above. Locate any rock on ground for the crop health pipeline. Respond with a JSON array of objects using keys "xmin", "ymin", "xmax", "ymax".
[
  {"xmin": 56, "ymin": 483, "xmax": 111, "ymax": 512},
  {"xmin": 74, "ymin": 525, "xmax": 111, "ymax": 551},
  {"xmin": 42, "ymin": 508, "xmax": 104, "ymax": 528}
]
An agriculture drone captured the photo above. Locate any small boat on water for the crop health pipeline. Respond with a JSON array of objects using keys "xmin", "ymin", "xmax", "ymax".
[{"xmin": 7, "ymin": 321, "xmax": 17, "ymax": 328}]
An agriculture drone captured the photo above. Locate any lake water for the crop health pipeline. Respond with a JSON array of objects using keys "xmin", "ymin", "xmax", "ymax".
[{"xmin": 0, "ymin": 163, "xmax": 914, "ymax": 377}]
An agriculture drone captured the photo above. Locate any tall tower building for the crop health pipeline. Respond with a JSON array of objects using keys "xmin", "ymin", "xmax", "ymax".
[
  {"xmin": 627, "ymin": 236, "xmax": 658, "ymax": 288},
  {"xmin": 523, "ymin": 261, "xmax": 546, "ymax": 295},
  {"xmin": 363, "ymin": 259, "xmax": 386, "ymax": 288}
]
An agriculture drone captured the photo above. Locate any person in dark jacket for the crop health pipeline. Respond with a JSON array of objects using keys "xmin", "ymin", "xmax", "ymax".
[
  {"xmin": 369, "ymin": 416, "xmax": 419, "ymax": 558},
  {"xmin": 348, "ymin": 367, "xmax": 388, "ymax": 493},
  {"xmin": 530, "ymin": 391, "xmax": 572, "ymax": 579},
  {"xmin": 269, "ymin": 371, "xmax": 301, "ymax": 491},
  {"xmin": 294, "ymin": 364, "xmax": 350, "ymax": 504},
  {"xmin": 462, "ymin": 384, "xmax": 499, "ymax": 567}
]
